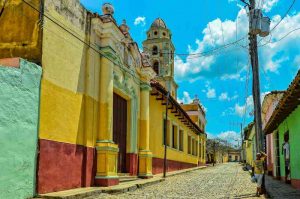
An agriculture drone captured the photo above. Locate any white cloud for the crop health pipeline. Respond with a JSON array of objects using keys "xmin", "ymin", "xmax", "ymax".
[
  {"xmin": 178, "ymin": 91, "xmax": 193, "ymax": 104},
  {"xmin": 217, "ymin": 130, "xmax": 242, "ymax": 147},
  {"xmin": 174, "ymin": 8, "xmax": 249, "ymax": 81},
  {"xmin": 206, "ymin": 132, "xmax": 215, "ymax": 139},
  {"xmin": 202, "ymin": 104, "xmax": 208, "ymax": 112},
  {"xmin": 221, "ymin": 74, "xmax": 241, "ymax": 80},
  {"xmin": 260, "ymin": 12, "xmax": 300, "ymax": 72},
  {"xmin": 219, "ymin": 92, "xmax": 229, "ymax": 101},
  {"xmin": 229, "ymin": 0, "xmax": 278, "ymax": 12},
  {"xmin": 134, "ymin": 16, "xmax": 146, "ymax": 26},
  {"xmin": 219, "ymin": 92, "xmax": 239, "ymax": 101},
  {"xmin": 174, "ymin": 9, "xmax": 300, "ymax": 81},
  {"xmin": 207, "ymin": 88, "xmax": 216, "ymax": 98},
  {"xmin": 261, "ymin": 0, "xmax": 278, "ymax": 13},
  {"xmin": 234, "ymin": 92, "xmax": 270, "ymax": 117}
]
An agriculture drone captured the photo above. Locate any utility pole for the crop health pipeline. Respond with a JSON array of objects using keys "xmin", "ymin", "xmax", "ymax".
[
  {"xmin": 248, "ymin": 0, "xmax": 264, "ymax": 159},
  {"xmin": 163, "ymin": 92, "xmax": 169, "ymax": 178},
  {"xmin": 247, "ymin": 0, "xmax": 266, "ymax": 192}
]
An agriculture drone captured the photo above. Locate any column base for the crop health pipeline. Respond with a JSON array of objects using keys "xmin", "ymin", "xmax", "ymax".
[
  {"xmin": 94, "ymin": 177, "xmax": 119, "ymax": 187},
  {"xmin": 138, "ymin": 150, "xmax": 153, "ymax": 178},
  {"xmin": 95, "ymin": 140, "xmax": 119, "ymax": 187}
]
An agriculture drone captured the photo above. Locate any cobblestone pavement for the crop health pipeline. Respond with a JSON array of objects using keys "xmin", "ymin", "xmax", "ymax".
[{"xmin": 87, "ymin": 163, "xmax": 265, "ymax": 199}]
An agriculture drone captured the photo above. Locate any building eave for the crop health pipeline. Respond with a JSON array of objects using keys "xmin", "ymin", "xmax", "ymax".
[
  {"xmin": 150, "ymin": 80, "xmax": 204, "ymax": 135},
  {"xmin": 264, "ymin": 70, "xmax": 300, "ymax": 134}
]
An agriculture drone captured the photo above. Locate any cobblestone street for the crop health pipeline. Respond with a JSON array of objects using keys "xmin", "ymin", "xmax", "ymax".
[{"xmin": 87, "ymin": 163, "xmax": 265, "ymax": 199}]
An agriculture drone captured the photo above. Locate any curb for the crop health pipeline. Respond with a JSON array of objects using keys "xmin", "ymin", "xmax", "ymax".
[{"xmin": 36, "ymin": 166, "xmax": 206, "ymax": 199}]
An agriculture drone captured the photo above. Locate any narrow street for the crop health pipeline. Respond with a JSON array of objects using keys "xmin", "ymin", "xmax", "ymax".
[{"xmin": 87, "ymin": 163, "xmax": 265, "ymax": 199}]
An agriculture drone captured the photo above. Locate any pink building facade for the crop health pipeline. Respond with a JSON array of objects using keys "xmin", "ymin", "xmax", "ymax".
[{"xmin": 262, "ymin": 92, "xmax": 285, "ymax": 176}]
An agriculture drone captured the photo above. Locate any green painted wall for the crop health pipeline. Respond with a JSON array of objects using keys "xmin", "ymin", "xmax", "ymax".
[
  {"xmin": 278, "ymin": 105, "xmax": 300, "ymax": 180},
  {"xmin": 0, "ymin": 59, "xmax": 42, "ymax": 199}
]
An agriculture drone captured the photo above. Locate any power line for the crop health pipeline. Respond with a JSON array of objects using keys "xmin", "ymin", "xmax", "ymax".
[
  {"xmin": 258, "ymin": 27, "xmax": 300, "ymax": 47},
  {"xmin": 0, "ymin": 0, "xmax": 8, "ymax": 17},
  {"xmin": 270, "ymin": 0, "xmax": 296, "ymax": 32},
  {"xmin": 21, "ymin": 0, "xmax": 149, "ymax": 86},
  {"xmin": 256, "ymin": 0, "xmax": 296, "ymax": 46}
]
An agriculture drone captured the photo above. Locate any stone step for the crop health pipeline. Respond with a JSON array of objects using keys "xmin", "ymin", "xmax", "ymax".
[
  {"xmin": 118, "ymin": 173, "xmax": 130, "ymax": 176},
  {"xmin": 119, "ymin": 175, "xmax": 139, "ymax": 183}
]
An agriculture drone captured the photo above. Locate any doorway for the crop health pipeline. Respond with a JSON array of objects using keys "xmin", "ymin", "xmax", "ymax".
[
  {"xmin": 283, "ymin": 131, "xmax": 290, "ymax": 183},
  {"xmin": 113, "ymin": 93, "xmax": 128, "ymax": 173},
  {"xmin": 274, "ymin": 131, "xmax": 281, "ymax": 178}
]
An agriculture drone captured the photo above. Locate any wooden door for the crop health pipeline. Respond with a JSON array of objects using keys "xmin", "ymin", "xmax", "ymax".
[
  {"xmin": 275, "ymin": 131, "xmax": 281, "ymax": 178},
  {"xmin": 113, "ymin": 93, "xmax": 127, "ymax": 173}
]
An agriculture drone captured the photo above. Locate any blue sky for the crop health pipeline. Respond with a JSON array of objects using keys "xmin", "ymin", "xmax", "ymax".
[{"xmin": 80, "ymin": 0, "xmax": 300, "ymax": 146}]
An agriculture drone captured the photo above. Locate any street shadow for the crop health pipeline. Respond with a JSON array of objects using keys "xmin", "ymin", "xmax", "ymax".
[{"xmin": 233, "ymin": 193, "xmax": 260, "ymax": 198}]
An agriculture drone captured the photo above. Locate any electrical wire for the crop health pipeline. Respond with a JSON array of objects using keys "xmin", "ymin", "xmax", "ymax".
[
  {"xmin": 258, "ymin": 27, "xmax": 300, "ymax": 47},
  {"xmin": 242, "ymin": 55, "xmax": 251, "ymax": 127},
  {"xmin": 270, "ymin": 0, "xmax": 296, "ymax": 32},
  {"xmin": 0, "ymin": 0, "xmax": 8, "ymax": 17},
  {"xmin": 21, "ymin": 0, "xmax": 149, "ymax": 86},
  {"xmin": 257, "ymin": 0, "xmax": 296, "ymax": 46}
]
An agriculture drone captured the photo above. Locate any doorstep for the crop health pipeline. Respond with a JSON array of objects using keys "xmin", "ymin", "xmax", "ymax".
[{"xmin": 36, "ymin": 166, "xmax": 207, "ymax": 199}]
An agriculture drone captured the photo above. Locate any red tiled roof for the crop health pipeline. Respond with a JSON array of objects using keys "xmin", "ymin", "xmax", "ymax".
[
  {"xmin": 264, "ymin": 70, "xmax": 300, "ymax": 134},
  {"xmin": 150, "ymin": 80, "xmax": 204, "ymax": 135}
]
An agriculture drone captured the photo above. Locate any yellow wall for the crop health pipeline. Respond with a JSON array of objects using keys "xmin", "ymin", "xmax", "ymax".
[
  {"xmin": 0, "ymin": 0, "xmax": 42, "ymax": 62},
  {"xmin": 245, "ymin": 126, "xmax": 256, "ymax": 166},
  {"xmin": 149, "ymin": 96, "xmax": 199, "ymax": 164},
  {"xmin": 39, "ymin": 1, "xmax": 99, "ymax": 148}
]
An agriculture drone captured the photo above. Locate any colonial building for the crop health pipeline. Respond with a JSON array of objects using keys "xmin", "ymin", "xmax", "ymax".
[
  {"xmin": 264, "ymin": 70, "xmax": 300, "ymax": 189},
  {"xmin": 261, "ymin": 91, "xmax": 285, "ymax": 176},
  {"xmin": 181, "ymin": 98, "xmax": 207, "ymax": 165},
  {"xmin": 0, "ymin": 0, "xmax": 207, "ymax": 195},
  {"xmin": 228, "ymin": 150, "xmax": 241, "ymax": 162},
  {"xmin": 243, "ymin": 122, "xmax": 256, "ymax": 167}
]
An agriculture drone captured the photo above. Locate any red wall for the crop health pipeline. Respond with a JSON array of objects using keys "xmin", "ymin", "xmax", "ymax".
[
  {"xmin": 126, "ymin": 153, "xmax": 138, "ymax": 176},
  {"xmin": 37, "ymin": 139, "xmax": 96, "ymax": 194},
  {"xmin": 152, "ymin": 157, "xmax": 197, "ymax": 174}
]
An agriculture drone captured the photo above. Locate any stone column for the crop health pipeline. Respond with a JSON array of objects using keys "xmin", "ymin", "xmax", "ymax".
[
  {"xmin": 138, "ymin": 83, "xmax": 153, "ymax": 178},
  {"xmin": 95, "ymin": 56, "xmax": 119, "ymax": 186}
]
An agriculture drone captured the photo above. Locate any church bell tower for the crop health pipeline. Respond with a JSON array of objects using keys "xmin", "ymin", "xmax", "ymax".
[{"xmin": 142, "ymin": 18, "xmax": 178, "ymax": 98}]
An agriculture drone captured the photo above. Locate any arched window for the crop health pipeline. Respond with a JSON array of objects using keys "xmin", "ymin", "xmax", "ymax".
[
  {"xmin": 152, "ymin": 45, "xmax": 158, "ymax": 55},
  {"xmin": 153, "ymin": 61, "xmax": 159, "ymax": 75}
]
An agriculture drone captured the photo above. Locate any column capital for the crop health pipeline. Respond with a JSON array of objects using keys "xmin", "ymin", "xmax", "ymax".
[{"xmin": 140, "ymin": 83, "xmax": 152, "ymax": 91}]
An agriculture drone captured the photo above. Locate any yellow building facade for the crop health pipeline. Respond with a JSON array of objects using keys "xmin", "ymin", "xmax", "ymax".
[
  {"xmin": 243, "ymin": 122, "xmax": 256, "ymax": 167},
  {"xmin": 0, "ymin": 0, "xmax": 207, "ymax": 194}
]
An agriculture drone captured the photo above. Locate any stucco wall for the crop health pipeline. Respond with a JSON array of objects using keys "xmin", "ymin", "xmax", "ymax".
[
  {"xmin": 0, "ymin": 58, "xmax": 42, "ymax": 199},
  {"xmin": 38, "ymin": 0, "xmax": 100, "ymax": 193},
  {"xmin": 278, "ymin": 106, "xmax": 300, "ymax": 186},
  {"xmin": 149, "ymin": 96, "xmax": 199, "ymax": 166},
  {"xmin": 0, "ymin": 0, "xmax": 42, "ymax": 62}
]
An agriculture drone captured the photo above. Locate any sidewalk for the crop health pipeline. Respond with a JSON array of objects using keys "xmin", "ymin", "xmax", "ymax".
[
  {"xmin": 265, "ymin": 175, "xmax": 300, "ymax": 199},
  {"xmin": 37, "ymin": 166, "xmax": 207, "ymax": 199}
]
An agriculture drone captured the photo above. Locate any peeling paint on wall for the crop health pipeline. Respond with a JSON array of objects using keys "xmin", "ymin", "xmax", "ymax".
[{"xmin": 0, "ymin": 58, "xmax": 42, "ymax": 199}]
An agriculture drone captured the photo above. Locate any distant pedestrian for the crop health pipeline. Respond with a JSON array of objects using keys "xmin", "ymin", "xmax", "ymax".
[{"xmin": 252, "ymin": 152, "xmax": 267, "ymax": 196}]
